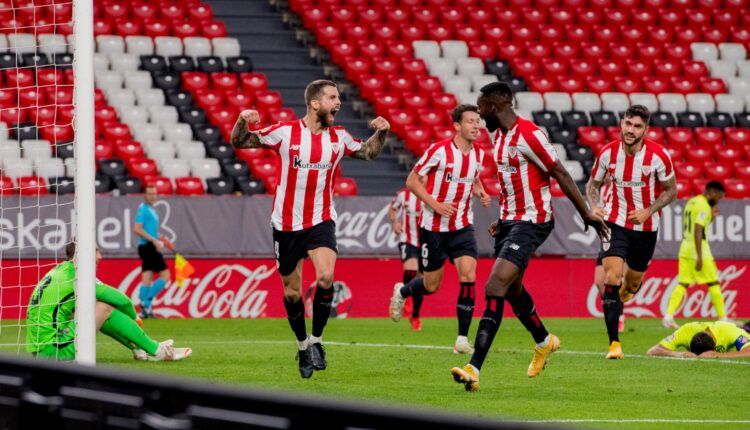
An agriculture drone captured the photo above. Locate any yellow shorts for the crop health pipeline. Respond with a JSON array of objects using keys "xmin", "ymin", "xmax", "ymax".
[{"xmin": 678, "ymin": 257, "xmax": 719, "ymax": 286}]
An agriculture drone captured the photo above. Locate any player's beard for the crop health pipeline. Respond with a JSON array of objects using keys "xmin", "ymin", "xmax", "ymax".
[
  {"xmin": 482, "ymin": 114, "xmax": 500, "ymax": 133},
  {"xmin": 317, "ymin": 108, "xmax": 335, "ymax": 128},
  {"xmin": 621, "ymin": 132, "xmax": 643, "ymax": 147}
]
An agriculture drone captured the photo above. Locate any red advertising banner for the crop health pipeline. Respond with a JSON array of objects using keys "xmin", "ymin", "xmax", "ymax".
[{"xmin": 2, "ymin": 258, "xmax": 748, "ymax": 319}]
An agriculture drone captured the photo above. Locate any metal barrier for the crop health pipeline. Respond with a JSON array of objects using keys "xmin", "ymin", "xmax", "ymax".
[{"xmin": 0, "ymin": 354, "xmax": 560, "ymax": 430}]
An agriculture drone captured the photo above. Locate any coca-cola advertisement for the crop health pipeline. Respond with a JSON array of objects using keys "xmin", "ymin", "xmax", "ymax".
[{"xmin": 1, "ymin": 258, "xmax": 748, "ymax": 319}]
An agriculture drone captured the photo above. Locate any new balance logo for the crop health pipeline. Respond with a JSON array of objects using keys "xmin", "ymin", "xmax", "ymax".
[{"xmin": 293, "ymin": 156, "xmax": 333, "ymax": 170}]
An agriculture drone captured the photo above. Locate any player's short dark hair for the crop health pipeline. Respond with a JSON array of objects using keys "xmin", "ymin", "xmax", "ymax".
[
  {"xmin": 479, "ymin": 81, "xmax": 513, "ymax": 100},
  {"xmin": 66, "ymin": 241, "xmax": 75, "ymax": 260},
  {"xmin": 689, "ymin": 331, "xmax": 716, "ymax": 355},
  {"xmin": 451, "ymin": 104, "xmax": 479, "ymax": 123},
  {"xmin": 705, "ymin": 180, "xmax": 725, "ymax": 193},
  {"xmin": 144, "ymin": 184, "xmax": 156, "ymax": 191},
  {"xmin": 304, "ymin": 80, "xmax": 337, "ymax": 106},
  {"xmin": 623, "ymin": 104, "xmax": 650, "ymax": 124}
]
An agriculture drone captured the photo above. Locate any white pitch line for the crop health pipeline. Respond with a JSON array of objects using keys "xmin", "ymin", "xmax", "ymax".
[
  {"xmin": 525, "ymin": 419, "xmax": 750, "ymax": 424},
  {"xmin": 192, "ymin": 339, "xmax": 750, "ymax": 366}
]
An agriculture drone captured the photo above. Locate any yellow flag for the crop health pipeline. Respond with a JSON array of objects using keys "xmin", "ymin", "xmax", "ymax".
[{"xmin": 174, "ymin": 253, "xmax": 195, "ymax": 287}]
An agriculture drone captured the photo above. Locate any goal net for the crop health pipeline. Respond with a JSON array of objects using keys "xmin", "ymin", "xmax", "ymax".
[{"xmin": 0, "ymin": 0, "xmax": 96, "ymax": 364}]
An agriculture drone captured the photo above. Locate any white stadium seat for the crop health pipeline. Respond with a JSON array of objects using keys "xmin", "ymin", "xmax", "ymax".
[
  {"xmin": 715, "ymin": 94, "xmax": 745, "ymax": 113},
  {"xmin": 709, "ymin": 60, "xmax": 737, "ymax": 82},
  {"xmin": 110, "ymin": 53, "xmax": 140, "ymax": 72},
  {"xmin": 444, "ymin": 76, "xmax": 472, "ymax": 95},
  {"xmin": 471, "ymin": 74, "xmax": 497, "ymax": 92},
  {"xmin": 563, "ymin": 160, "xmax": 584, "ymax": 181},
  {"xmin": 426, "ymin": 57, "xmax": 456, "ymax": 77},
  {"xmin": 149, "ymin": 106, "xmax": 179, "ymax": 124},
  {"xmin": 96, "ymin": 35, "xmax": 125, "ymax": 55},
  {"xmin": 154, "ymin": 36, "xmax": 183, "ymax": 57},
  {"xmin": 629, "ymin": 93, "xmax": 659, "ymax": 112},
  {"xmin": 146, "ymin": 143, "xmax": 176, "ymax": 160},
  {"xmin": 515, "ymin": 92, "xmax": 544, "ymax": 112},
  {"xmin": 94, "ymin": 70, "xmax": 123, "ymax": 91},
  {"xmin": 738, "ymin": 60, "xmax": 750, "ymax": 78},
  {"xmin": 125, "ymin": 35, "xmax": 154, "ymax": 56},
  {"xmin": 212, "ymin": 37, "xmax": 240, "ymax": 59},
  {"xmin": 2, "ymin": 158, "xmax": 33, "ymax": 180},
  {"xmin": 719, "ymin": 43, "xmax": 747, "ymax": 62},
  {"xmin": 190, "ymin": 159, "xmax": 221, "ymax": 182},
  {"xmin": 163, "ymin": 124, "xmax": 193, "ymax": 142},
  {"xmin": 691, "ymin": 42, "xmax": 718, "ymax": 63},
  {"xmin": 64, "ymin": 157, "xmax": 75, "ymax": 178},
  {"xmin": 22, "ymin": 140, "xmax": 52, "ymax": 161},
  {"xmin": 159, "ymin": 159, "xmax": 191, "ymax": 179},
  {"xmin": 553, "ymin": 144, "xmax": 568, "ymax": 161},
  {"xmin": 177, "ymin": 141, "xmax": 207, "ymax": 161},
  {"xmin": 8, "ymin": 33, "xmax": 37, "ymax": 54},
  {"xmin": 123, "ymin": 71, "xmax": 153, "ymax": 90},
  {"xmin": 33, "ymin": 158, "xmax": 65, "ymax": 179},
  {"xmin": 728, "ymin": 77, "xmax": 750, "ymax": 97},
  {"xmin": 456, "ymin": 92, "xmax": 479, "ymax": 105},
  {"xmin": 572, "ymin": 93, "xmax": 602, "ymax": 113},
  {"xmin": 685, "ymin": 93, "xmax": 715, "ymax": 114},
  {"xmin": 184, "ymin": 37, "xmax": 212, "ymax": 58},
  {"xmin": 135, "ymin": 89, "xmax": 166, "ymax": 107},
  {"xmin": 440, "ymin": 40, "xmax": 468, "ymax": 59},
  {"xmin": 456, "ymin": 57, "xmax": 484, "ymax": 77},
  {"xmin": 412, "ymin": 41, "xmax": 440, "ymax": 61},
  {"xmin": 120, "ymin": 105, "xmax": 150, "ymax": 125},
  {"xmin": 544, "ymin": 92, "xmax": 572, "ymax": 112},
  {"xmin": 601, "ymin": 92, "xmax": 630, "ymax": 113},
  {"xmin": 657, "ymin": 93, "xmax": 687, "ymax": 114},
  {"xmin": 132, "ymin": 124, "xmax": 163, "ymax": 142},
  {"xmin": 38, "ymin": 34, "xmax": 67, "ymax": 55},
  {"xmin": 0, "ymin": 140, "xmax": 20, "ymax": 160},
  {"xmin": 93, "ymin": 53, "xmax": 110, "ymax": 71}
]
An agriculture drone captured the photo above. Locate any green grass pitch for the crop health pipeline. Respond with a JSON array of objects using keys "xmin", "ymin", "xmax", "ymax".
[{"xmin": 3, "ymin": 317, "xmax": 748, "ymax": 429}]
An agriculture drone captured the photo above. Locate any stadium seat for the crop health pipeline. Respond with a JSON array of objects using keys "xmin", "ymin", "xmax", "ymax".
[
  {"xmin": 17, "ymin": 176, "xmax": 47, "ymax": 195},
  {"xmin": 724, "ymin": 179, "xmax": 750, "ymax": 198},
  {"xmin": 334, "ymin": 177, "xmax": 358, "ymax": 196},
  {"xmin": 544, "ymin": 92, "xmax": 572, "ymax": 112},
  {"xmin": 629, "ymin": 93, "xmax": 658, "ymax": 112},
  {"xmin": 658, "ymin": 93, "xmax": 687, "ymax": 114},
  {"xmin": 591, "ymin": 111, "xmax": 619, "ymax": 128},
  {"xmin": 666, "ymin": 127, "xmax": 695, "ymax": 146},
  {"xmin": 676, "ymin": 112, "xmax": 705, "ymax": 128},
  {"xmin": 715, "ymin": 94, "xmax": 745, "ymax": 114},
  {"xmin": 155, "ymin": 37, "xmax": 183, "ymax": 57},
  {"xmin": 725, "ymin": 127, "xmax": 750, "ymax": 146},
  {"xmin": 685, "ymin": 146, "xmax": 714, "ymax": 163},
  {"xmin": 235, "ymin": 177, "xmax": 265, "ymax": 195},
  {"xmin": 160, "ymin": 159, "xmax": 191, "ymax": 179},
  {"xmin": 674, "ymin": 161, "xmax": 703, "ymax": 179},
  {"xmin": 145, "ymin": 177, "xmax": 174, "ymax": 195},
  {"xmin": 703, "ymin": 161, "xmax": 734, "ymax": 181},
  {"xmin": 207, "ymin": 177, "xmax": 236, "ymax": 195},
  {"xmin": 694, "ymin": 127, "xmax": 723, "ymax": 146},
  {"xmin": 686, "ymin": 93, "xmax": 715, "ymax": 114}
]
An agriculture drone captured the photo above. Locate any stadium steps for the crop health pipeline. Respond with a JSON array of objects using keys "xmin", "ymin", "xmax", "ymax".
[{"xmin": 208, "ymin": 0, "xmax": 410, "ymax": 195}]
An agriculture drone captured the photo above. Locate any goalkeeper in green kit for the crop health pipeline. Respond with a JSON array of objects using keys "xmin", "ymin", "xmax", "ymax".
[{"xmin": 26, "ymin": 241, "xmax": 191, "ymax": 362}]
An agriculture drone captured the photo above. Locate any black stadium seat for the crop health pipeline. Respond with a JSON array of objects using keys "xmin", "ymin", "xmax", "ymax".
[
  {"xmin": 590, "ymin": 111, "xmax": 618, "ymax": 128},
  {"xmin": 650, "ymin": 111, "xmax": 676, "ymax": 128},
  {"xmin": 168, "ymin": 56, "xmax": 196, "ymax": 73},
  {"xmin": 197, "ymin": 56, "xmax": 224, "ymax": 73},
  {"xmin": 48, "ymin": 176, "xmax": 75, "ymax": 194},
  {"xmin": 485, "ymin": 59, "xmax": 511, "ymax": 80},
  {"xmin": 56, "ymin": 142, "xmax": 75, "ymax": 159},
  {"xmin": 99, "ymin": 159, "xmax": 126, "ymax": 178},
  {"xmin": 115, "ymin": 177, "xmax": 141, "ymax": 195},
  {"xmin": 561, "ymin": 111, "xmax": 589, "ymax": 130},
  {"xmin": 179, "ymin": 107, "xmax": 207, "ymax": 125},
  {"xmin": 207, "ymin": 177, "xmax": 235, "ymax": 195},
  {"xmin": 532, "ymin": 111, "xmax": 560, "ymax": 129},
  {"xmin": 167, "ymin": 91, "xmax": 194, "ymax": 108},
  {"xmin": 51, "ymin": 52, "xmax": 73, "ymax": 68},
  {"xmin": 706, "ymin": 112, "xmax": 734, "ymax": 128},
  {"xmin": 676, "ymin": 112, "xmax": 704, "ymax": 128},
  {"xmin": 734, "ymin": 112, "xmax": 750, "ymax": 128},
  {"xmin": 226, "ymin": 56, "xmax": 253, "ymax": 73},
  {"xmin": 152, "ymin": 72, "xmax": 181, "ymax": 91},
  {"xmin": 206, "ymin": 142, "xmax": 235, "ymax": 160},
  {"xmin": 140, "ymin": 55, "xmax": 168, "ymax": 73},
  {"xmin": 95, "ymin": 173, "xmax": 113, "ymax": 193},
  {"xmin": 235, "ymin": 177, "xmax": 265, "ymax": 195},
  {"xmin": 193, "ymin": 125, "xmax": 221, "ymax": 143},
  {"xmin": 221, "ymin": 159, "xmax": 250, "ymax": 177}
]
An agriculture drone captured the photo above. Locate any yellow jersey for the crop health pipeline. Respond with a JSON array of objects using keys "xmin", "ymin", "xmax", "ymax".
[
  {"xmin": 660, "ymin": 321, "xmax": 750, "ymax": 353},
  {"xmin": 678, "ymin": 195, "xmax": 713, "ymax": 260}
]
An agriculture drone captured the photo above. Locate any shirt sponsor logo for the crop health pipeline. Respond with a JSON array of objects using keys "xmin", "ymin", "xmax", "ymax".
[
  {"xmin": 290, "ymin": 144, "xmax": 300, "ymax": 150},
  {"xmin": 445, "ymin": 172, "xmax": 474, "ymax": 184},
  {"xmin": 498, "ymin": 164, "xmax": 517, "ymax": 174},
  {"xmin": 615, "ymin": 179, "xmax": 646, "ymax": 187},
  {"xmin": 293, "ymin": 156, "xmax": 333, "ymax": 170}
]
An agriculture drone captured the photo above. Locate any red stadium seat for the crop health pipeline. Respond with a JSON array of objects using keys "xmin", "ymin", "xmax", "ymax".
[
  {"xmin": 194, "ymin": 90, "xmax": 225, "ymax": 110},
  {"xmin": 402, "ymin": 93, "xmax": 430, "ymax": 111},
  {"xmin": 426, "ymin": 23, "xmax": 455, "ymax": 42},
  {"xmin": 418, "ymin": 109, "xmax": 448, "ymax": 128},
  {"xmin": 638, "ymin": 42, "xmax": 666, "ymax": 60},
  {"xmin": 387, "ymin": 109, "xmax": 417, "ymax": 134},
  {"xmin": 103, "ymin": 123, "xmax": 132, "ymax": 142},
  {"xmin": 609, "ymin": 43, "xmax": 636, "ymax": 62},
  {"xmin": 160, "ymin": 2, "xmax": 186, "ymax": 20},
  {"xmin": 249, "ymin": 159, "xmax": 278, "ymax": 180},
  {"xmin": 254, "ymin": 91, "xmax": 283, "ymax": 111},
  {"xmin": 614, "ymin": 77, "xmax": 642, "ymax": 93},
  {"xmin": 6, "ymin": 69, "xmax": 35, "ymax": 88},
  {"xmin": 703, "ymin": 161, "xmax": 733, "ymax": 181},
  {"xmin": 724, "ymin": 128, "xmax": 750, "ymax": 146},
  {"xmin": 734, "ymin": 162, "xmax": 750, "ymax": 180},
  {"xmin": 115, "ymin": 19, "xmax": 143, "ymax": 37},
  {"xmin": 642, "ymin": 77, "xmax": 671, "ymax": 94},
  {"xmin": 632, "ymin": 10, "xmax": 658, "ymax": 27},
  {"xmin": 541, "ymin": 58, "xmax": 568, "ymax": 76},
  {"xmin": 399, "ymin": 23, "xmax": 426, "ymax": 44},
  {"xmin": 333, "ymin": 177, "xmax": 358, "ymax": 196},
  {"xmin": 558, "ymin": 76, "xmax": 586, "ymax": 93},
  {"xmin": 401, "ymin": 59, "xmax": 427, "ymax": 76},
  {"xmin": 239, "ymin": 73, "xmax": 268, "ymax": 93},
  {"xmin": 40, "ymin": 124, "xmax": 74, "ymax": 143},
  {"xmin": 17, "ymin": 176, "xmax": 47, "ymax": 195},
  {"xmin": 95, "ymin": 140, "xmax": 115, "ymax": 160},
  {"xmin": 626, "ymin": 59, "xmax": 653, "ymax": 79},
  {"xmin": 538, "ymin": 26, "xmax": 564, "ymax": 45},
  {"xmin": 433, "ymin": 93, "xmax": 457, "ymax": 111},
  {"xmin": 103, "ymin": 2, "xmax": 129, "ymax": 20},
  {"xmin": 36, "ymin": 68, "xmax": 63, "ymax": 87},
  {"xmin": 702, "ymin": 26, "xmax": 728, "ymax": 44},
  {"xmin": 211, "ymin": 73, "xmax": 239, "ymax": 93},
  {"xmin": 671, "ymin": 76, "xmax": 699, "ymax": 94},
  {"xmin": 682, "ymin": 60, "xmax": 709, "ymax": 79},
  {"xmin": 225, "ymin": 91, "xmax": 254, "ymax": 110},
  {"xmin": 665, "ymin": 127, "xmax": 695, "ymax": 146},
  {"xmin": 143, "ymin": 19, "xmax": 170, "ymax": 38},
  {"xmin": 658, "ymin": 9, "xmax": 684, "ymax": 26},
  {"xmin": 645, "ymin": 127, "xmax": 665, "ymax": 145},
  {"xmin": 0, "ymin": 176, "xmax": 14, "ymax": 195},
  {"xmin": 578, "ymin": 126, "xmax": 607, "ymax": 148},
  {"xmin": 654, "ymin": 59, "xmax": 681, "ymax": 79},
  {"xmin": 566, "ymin": 24, "xmax": 592, "ymax": 43},
  {"xmin": 724, "ymin": 179, "xmax": 750, "ymax": 198},
  {"xmin": 684, "ymin": 146, "xmax": 713, "ymax": 162},
  {"xmin": 329, "ymin": 41, "xmax": 357, "ymax": 65},
  {"xmin": 0, "ymin": 107, "xmax": 27, "ymax": 124},
  {"xmin": 716, "ymin": 145, "xmax": 744, "ymax": 163},
  {"xmin": 694, "ymin": 128, "xmax": 723, "ymax": 147},
  {"xmin": 581, "ymin": 42, "xmax": 607, "ymax": 60},
  {"xmin": 208, "ymin": 106, "xmax": 238, "ymax": 127},
  {"xmin": 358, "ymin": 75, "xmax": 387, "ymax": 100},
  {"xmin": 345, "ymin": 24, "xmax": 370, "ymax": 42},
  {"xmin": 467, "ymin": 41, "xmax": 496, "ymax": 60},
  {"xmin": 403, "ymin": 126, "xmax": 432, "ymax": 153},
  {"xmin": 699, "ymin": 77, "xmax": 727, "ymax": 96},
  {"xmin": 182, "ymin": 72, "xmax": 210, "ymax": 93},
  {"xmin": 593, "ymin": 26, "xmax": 619, "ymax": 43},
  {"xmin": 483, "ymin": 24, "xmax": 509, "ymax": 44},
  {"xmin": 673, "ymin": 161, "xmax": 703, "ymax": 179},
  {"xmin": 676, "ymin": 179, "xmax": 692, "ymax": 198},
  {"xmin": 497, "ymin": 41, "xmax": 524, "ymax": 60},
  {"xmin": 31, "ymin": 106, "xmax": 56, "ymax": 125},
  {"xmin": 116, "ymin": 141, "xmax": 145, "ymax": 160},
  {"xmin": 175, "ymin": 177, "xmax": 205, "ymax": 196},
  {"xmin": 416, "ymin": 76, "xmax": 442, "ymax": 94},
  {"xmin": 358, "ymin": 5, "xmax": 383, "ymax": 24},
  {"xmin": 527, "ymin": 76, "xmax": 557, "ymax": 92},
  {"xmin": 413, "ymin": 7, "xmax": 439, "ymax": 25},
  {"xmin": 127, "ymin": 157, "xmax": 159, "ymax": 180},
  {"xmin": 456, "ymin": 26, "xmax": 481, "ymax": 42},
  {"xmin": 586, "ymin": 76, "xmax": 614, "ymax": 93},
  {"xmin": 373, "ymin": 58, "xmax": 400, "ymax": 76},
  {"xmin": 0, "ymin": 88, "xmax": 16, "ymax": 108},
  {"xmin": 433, "ymin": 127, "xmax": 455, "ymax": 141},
  {"xmin": 664, "ymin": 43, "xmax": 692, "ymax": 61},
  {"xmin": 373, "ymin": 23, "xmax": 399, "ymax": 43},
  {"xmin": 675, "ymin": 26, "xmax": 701, "ymax": 44},
  {"xmin": 665, "ymin": 145, "xmax": 685, "ymax": 162},
  {"xmin": 512, "ymin": 58, "xmax": 540, "ymax": 77},
  {"xmin": 188, "ymin": 3, "xmax": 214, "ymax": 22},
  {"xmin": 18, "ymin": 88, "xmax": 44, "ymax": 107},
  {"xmin": 235, "ymin": 148, "xmax": 270, "ymax": 164},
  {"xmin": 132, "ymin": 3, "xmax": 158, "ymax": 21},
  {"xmin": 570, "ymin": 59, "xmax": 596, "ymax": 78},
  {"xmin": 47, "ymin": 86, "xmax": 74, "ymax": 105},
  {"xmin": 385, "ymin": 41, "xmax": 413, "ymax": 58},
  {"xmin": 387, "ymin": 75, "xmax": 414, "ymax": 93},
  {"xmin": 521, "ymin": 7, "xmax": 548, "ymax": 26}
]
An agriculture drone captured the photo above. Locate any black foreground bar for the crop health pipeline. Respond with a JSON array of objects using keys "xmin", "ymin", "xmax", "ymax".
[{"xmin": 0, "ymin": 354, "xmax": 564, "ymax": 430}]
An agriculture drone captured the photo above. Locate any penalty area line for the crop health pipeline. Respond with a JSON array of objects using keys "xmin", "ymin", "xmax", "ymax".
[
  {"xmin": 194, "ymin": 339, "xmax": 750, "ymax": 366},
  {"xmin": 525, "ymin": 419, "xmax": 750, "ymax": 424}
]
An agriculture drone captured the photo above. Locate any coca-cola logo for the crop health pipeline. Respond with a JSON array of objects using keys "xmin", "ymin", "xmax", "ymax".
[
  {"xmin": 117, "ymin": 263, "xmax": 276, "ymax": 318},
  {"xmin": 586, "ymin": 265, "xmax": 745, "ymax": 318},
  {"xmin": 303, "ymin": 280, "xmax": 353, "ymax": 318},
  {"xmin": 336, "ymin": 204, "xmax": 399, "ymax": 249}
]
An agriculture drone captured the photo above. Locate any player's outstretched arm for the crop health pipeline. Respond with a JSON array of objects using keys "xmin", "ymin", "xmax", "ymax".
[
  {"xmin": 646, "ymin": 344, "xmax": 696, "ymax": 358},
  {"xmin": 551, "ymin": 163, "xmax": 609, "ymax": 240},
  {"xmin": 230, "ymin": 109, "xmax": 263, "ymax": 149},
  {"xmin": 350, "ymin": 116, "xmax": 390, "ymax": 160},
  {"xmin": 698, "ymin": 348, "xmax": 750, "ymax": 358}
]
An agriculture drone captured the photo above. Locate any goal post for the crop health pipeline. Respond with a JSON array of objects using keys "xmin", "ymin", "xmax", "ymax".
[{"xmin": 72, "ymin": 0, "xmax": 96, "ymax": 365}]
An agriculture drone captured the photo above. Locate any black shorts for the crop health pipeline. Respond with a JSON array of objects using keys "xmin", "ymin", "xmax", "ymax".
[
  {"xmin": 398, "ymin": 243, "xmax": 419, "ymax": 263},
  {"xmin": 493, "ymin": 220, "xmax": 554, "ymax": 271},
  {"xmin": 272, "ymin": 220, "xmax": 337, "ymax": 277},
  {"xmin": 138, "ymin": 242, "xmax": 168, "ymax": 273},
  {"xmin": 418, "ymin": 226, "xmax": 478, "ymax": 273},
  {"xmin": 598, "ymin": 222, "xmax": 658, "ymax": 272}
]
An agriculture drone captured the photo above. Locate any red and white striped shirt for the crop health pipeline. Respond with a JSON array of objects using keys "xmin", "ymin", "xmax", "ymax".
[
  {"xmin": 591, "ymin": 139, "xmax": 675, "ymax": 232},
  {"xmin": 413, "ymin": 138, "xmax": 484, "ymax": 232},
  {"xmin": 493, "ymin": 117, "xmax": 558, "ymax": 224},
  {"xmin": 390, "ymin": 188, "xmax": 422, "ymax": 247},
  {"xmin": 257, "ymin": 119, "xmax": 362, "ymax": 231}
]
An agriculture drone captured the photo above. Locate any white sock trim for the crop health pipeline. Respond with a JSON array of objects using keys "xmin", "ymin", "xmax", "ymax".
[
  {"xmin": 309, "ymin": 335, "xmax": 322, "ymax": 344},
  {"xmin": 297, "ymin": 338, "xmax": 309, "ymax": 351},
  {"xmin": 536, "ymin": 334, "xmax": 550, "ymax": 348},
  {"xmin": 456, "ymin": 335, "xmax": 469, "ymax": 344}
]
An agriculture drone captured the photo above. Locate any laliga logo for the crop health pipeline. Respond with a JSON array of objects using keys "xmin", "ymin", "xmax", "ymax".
[
  {"xmin": 153, "ymin": 200, "xmax": 177, "ymax": 244},
  {"xmin": 586, "ymin": 265, "xmax": 744, "ymax": 318},
  {"xmin": 117, "ymin": 263, "xmax": 276, "ymax": 318},
  {"xmin": 336, "ymin": 204, "xmax": 400, "ymax": 250},
  {"xmin": 568, "ymin": 213, "xmax": 598, "ymax": 246}
]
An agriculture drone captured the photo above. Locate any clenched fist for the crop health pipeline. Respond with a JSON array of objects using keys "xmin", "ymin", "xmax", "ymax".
[
  {"xmin": 239, "ymin": 109, "xmax": 261, "ymax": 124},
  {"xmin": 370, "ymin": 116, "xmax": 390, "ymax": 131}
]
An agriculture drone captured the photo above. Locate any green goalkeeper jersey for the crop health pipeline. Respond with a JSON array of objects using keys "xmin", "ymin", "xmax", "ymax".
[{"xmin": 26, "ymin": 261, "xmax": 136, "ymax": 354}]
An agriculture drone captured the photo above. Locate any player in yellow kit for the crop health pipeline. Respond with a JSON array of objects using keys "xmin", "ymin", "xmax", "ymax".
[
  {"xmin": 646, "ymin": 321, "xmax": 750, "ymax": 358},
  {"xmin": 662, "ymin": 181, "xmax": 726, "ymax": 329}
]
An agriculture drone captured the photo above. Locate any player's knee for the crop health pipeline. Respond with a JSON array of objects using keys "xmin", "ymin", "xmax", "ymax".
[
  {"xmin": 458, "ymin": 274, "xmax": 475, "ymax": 283},
  {"xmin": 316, "ymin": 270, "xmax": 334, "ymax": 288},
  {"xmin": 484, "ymin": 275, "xmax": 509, "ymax": 297},
  {"xmin": 604, "ymin": 270, "xmax": 623, "ymax": 285},
  {"xmin": 283, "ymin": 289, "xmax": 302, "ymax": 302}
]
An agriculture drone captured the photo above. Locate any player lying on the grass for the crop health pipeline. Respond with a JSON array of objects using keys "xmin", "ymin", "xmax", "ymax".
[
  {"xmin": 646, "ymin": 321, "xmax": 750, "ymax": 358},
  {"xmin": 26, "ymin": 241, "xmax": 191, "ymax": 362}
]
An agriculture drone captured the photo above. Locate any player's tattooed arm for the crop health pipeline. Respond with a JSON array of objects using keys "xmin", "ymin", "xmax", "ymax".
[
  {"xmin": 230, "ymin": 110, "xmax": 262, "ymax": 149},
  {"xmin": 586, "ymin": 177, "xmax": 602, "ymax": 209},
  {"xmin": 649, "ymin": 176, "xmax": 678, "ymax": 214},
  {"xmin": 350, "ymin": 116, "xmax": 390, "ymax": 160}
]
